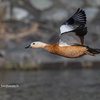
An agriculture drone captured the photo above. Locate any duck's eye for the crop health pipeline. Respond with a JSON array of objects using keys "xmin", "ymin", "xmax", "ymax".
[{"xmin": 33, "ymin": 43, "xmax": 35, "ymax": 45}]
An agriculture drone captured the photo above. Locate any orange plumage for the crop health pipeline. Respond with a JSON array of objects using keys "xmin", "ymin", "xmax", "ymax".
[{"xmin": 44, "ymin": 43, "xmax": 87, "ymax": 58}]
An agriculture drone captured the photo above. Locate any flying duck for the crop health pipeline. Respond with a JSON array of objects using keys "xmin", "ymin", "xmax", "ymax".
[{"xmin": 25, "ymin": 8, "xmax": 100, "ymax": 58}]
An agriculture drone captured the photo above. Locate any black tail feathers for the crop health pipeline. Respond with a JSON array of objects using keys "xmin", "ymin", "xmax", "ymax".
[
  {"xmin": 87, "ymin": 47, "xmax": 100, "ymax": 55},
  {"xmin": 75, "ymin": 44, "xmax": 100, "ymax": 56}
]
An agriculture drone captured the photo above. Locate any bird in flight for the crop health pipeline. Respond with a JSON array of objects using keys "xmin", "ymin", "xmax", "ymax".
[{"xmin": 25, "ymin": 8, "xmax": 100, "ymax": 58}]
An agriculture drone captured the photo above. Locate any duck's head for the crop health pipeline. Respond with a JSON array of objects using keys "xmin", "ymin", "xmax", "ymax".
[{"xmin": 25, "ymin": 41, "xmax": 47, "ymax": 49}]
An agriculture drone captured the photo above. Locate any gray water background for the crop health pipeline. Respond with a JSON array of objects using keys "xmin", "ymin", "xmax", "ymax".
[{"xmin": 0, "ymin": 69, "xmax": 100, "ymax": 100}]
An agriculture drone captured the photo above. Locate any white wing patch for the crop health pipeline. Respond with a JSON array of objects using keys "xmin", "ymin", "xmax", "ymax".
[
  {"xmin": 60, "ymin": 24, "xmax": 74, "ymax": 34},
  {"xmin": 59, "ymin": 40, "xmax": 70, "ymax": 46},
  {"xmin": 59, "ymin": 32, "xmax": 81, "ymax": 47}
]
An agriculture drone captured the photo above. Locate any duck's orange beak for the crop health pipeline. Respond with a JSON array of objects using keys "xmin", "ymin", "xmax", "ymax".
[{"xmin": 25, "ymin": 45, "xmax": 31, "ymax": 49}]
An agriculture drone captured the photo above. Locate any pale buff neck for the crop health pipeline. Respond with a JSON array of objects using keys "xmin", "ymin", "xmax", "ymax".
[{"xmin": 40, "ymin": 42, "xmax": 48, "ymax": 48}]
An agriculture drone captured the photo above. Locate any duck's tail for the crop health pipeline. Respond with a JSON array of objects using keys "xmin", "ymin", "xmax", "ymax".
[{"xmin": 86, "ymin": 46, "xmax": 100, "ymax": 56}]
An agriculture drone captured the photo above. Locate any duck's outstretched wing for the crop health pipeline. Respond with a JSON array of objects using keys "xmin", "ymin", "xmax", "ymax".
[{"xmin": 59, "ymin": 8, "xmax": 87, "ymax": 46}]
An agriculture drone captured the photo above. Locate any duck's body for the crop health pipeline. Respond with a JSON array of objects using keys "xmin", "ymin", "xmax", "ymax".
[
  {"xmin": 44, "ymin": 43, "xmax": 87, "ymax": 58},
  {"xmin": 25, "ymin": 8, "xmax": 100, "ymax": 58}
]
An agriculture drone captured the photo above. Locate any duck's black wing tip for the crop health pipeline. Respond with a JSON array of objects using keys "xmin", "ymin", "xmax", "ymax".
[{"xmin": 62, "ymin": 8, "xmax": 87, "ymax": 27}]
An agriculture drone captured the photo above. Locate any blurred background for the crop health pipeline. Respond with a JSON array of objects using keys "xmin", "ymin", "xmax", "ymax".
[{"xmin": 0, "ymin": 0, "xmax": 100, "ymax": 100}]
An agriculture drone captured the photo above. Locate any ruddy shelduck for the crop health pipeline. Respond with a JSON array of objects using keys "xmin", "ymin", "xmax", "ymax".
[{"xmin": 25, "ymin": 8, "xmax": 100, "ymax": 58}]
